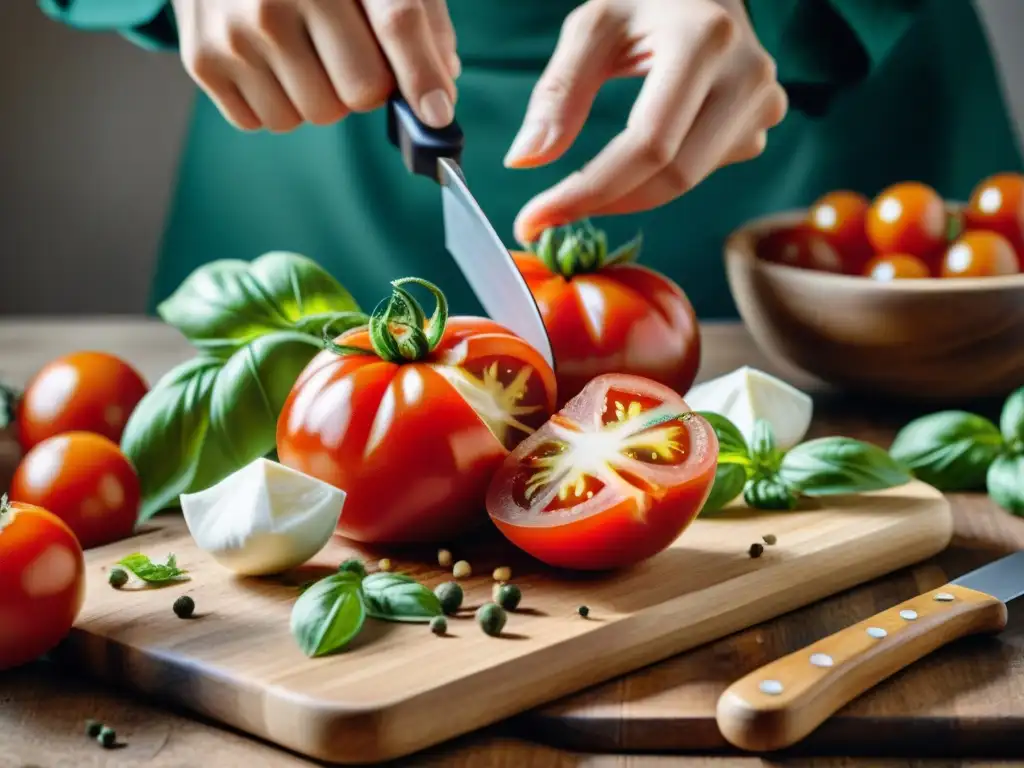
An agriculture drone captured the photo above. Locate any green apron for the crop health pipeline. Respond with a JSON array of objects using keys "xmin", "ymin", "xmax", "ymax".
[{"xmin": 40, "ymin": 0, "xmax": 1024, "ymax": 319}]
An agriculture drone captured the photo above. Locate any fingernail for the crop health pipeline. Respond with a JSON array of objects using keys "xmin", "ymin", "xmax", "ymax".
[
  {"xmin": 419, "ymin": 89, "xmax": 454, "ymax": 128},
  {"xmin": 504, "ymin": 121, "xmax": 551, "ymax": 167}
]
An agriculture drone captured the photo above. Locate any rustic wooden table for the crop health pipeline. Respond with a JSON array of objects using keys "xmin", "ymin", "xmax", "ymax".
[{"xmin": 1, "ymin": 318, "xmax": 1022, "ymax": 768}]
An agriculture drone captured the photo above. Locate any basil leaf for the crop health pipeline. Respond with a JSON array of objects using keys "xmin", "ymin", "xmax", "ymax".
[
  {"xmin": 121, "ymin": 357, "xmax": 222, "ymax": 521},
  {"xmin": 697, "ymin": 411, "xmax": 750, "ymax": 459},
  {"xmin": 744, "ymin": 476, "xmax": 798, "ymax": 510},
  {"xmin": 779, "ymin": 437, "xmax": 912, "ymax": 496},
  {"xmin": 750, "ymin": 419, "xmax": 776, "ymax": 460},
  {"xmin": 1000, "ymin": 386, "xmax": 1024, "ymax": 449},
  {"xmin": 889, "ymin": 411, "xmax": 1004, "ymax": 491},
  {"xmin": 116, "ymin": 553, "xmax": 189, "ymax": 584},
  {"xmin": 291, "ymin": 571, "xmax": 366, "ymax": 657},
  {"xmin": 361, "ymin": 572, "xmax": 444, "ymax": 623},
  {"xmin": 987, "ymin": 454, "xmax": 1024, "ymax": 516},
  {"xmin": 700, "ymin": 463, "xmax": 747, "ymax": 515},
  {"xmin": 157, "ymin": 252, "xmax": 361, "ymax": 355}
]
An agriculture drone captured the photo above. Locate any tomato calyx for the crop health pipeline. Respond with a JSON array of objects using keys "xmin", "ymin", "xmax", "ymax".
[
  {"xmin": 0, "ymin": 493, "xmax": 13, "ymax": 533},
  {"xmin": 0, "ymin": 382, "xmax": 18, "ymax": 430},
  {"xmin": 322, "ymin": 277, "xmax": 449, "ymax": 363},
  {"xmin": 529, "ymin": 219, "xmax": 642, "ymax": 279}
]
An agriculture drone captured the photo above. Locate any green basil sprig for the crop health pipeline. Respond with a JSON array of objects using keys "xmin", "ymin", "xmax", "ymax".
[
  {"xmin": 889, "ymin": 386, "xmax": 1024, "ymax": 515},
  {"xmin": 699, "ymin": 413, "xmax": 911, "ymax": 514},
  {"xmin": 360, "ymin": 573, "xmax": 444, "ymax": 623},
  {"xmin": 113, "ymin": 553, "xmax": 189, "ymax": 586},
  {"xmin": 120, "ymin": 252, "xmax": 368, "ymax": 522}
]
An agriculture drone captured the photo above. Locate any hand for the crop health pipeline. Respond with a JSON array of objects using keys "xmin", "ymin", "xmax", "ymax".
[
  {"xmin": 170, "ymin": 0, "xmax": 460, "ymax": 132},
  {"xmin": 507, "ymin": 0, "xmax": 788, "ymax": 244}
]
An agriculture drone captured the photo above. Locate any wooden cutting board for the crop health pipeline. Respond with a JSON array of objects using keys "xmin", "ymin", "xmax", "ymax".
[{"xmin": 54, "ymin": 481, "xmax": 952, "ymax": 765}]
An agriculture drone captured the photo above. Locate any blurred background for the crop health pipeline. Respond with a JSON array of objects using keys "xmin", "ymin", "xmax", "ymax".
[{"xmin": 2, "ymin": 0, "xmax": 1024, "ymax": 317}]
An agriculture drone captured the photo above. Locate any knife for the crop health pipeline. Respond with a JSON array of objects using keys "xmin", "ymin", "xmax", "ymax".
[
  {"xmin": 385, "ymin": 95, "xmax": 555, "ymax": 372},
  {"xmin": 716, "ymin": 550, "xmax": 1022, "ymax": 752}
]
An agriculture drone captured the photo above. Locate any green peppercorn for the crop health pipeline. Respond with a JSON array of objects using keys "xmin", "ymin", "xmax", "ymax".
[
  {"xmin": 108, "ymin": 568, "xmax": 128, "ymax": 589},
  {"xmin": 430, "ymin": 615, "xmax": 448, "ymax": 636},
  {"xmin": 762, "ymin": 534, "xmax": 777, "ymax": 546},
  {"xmin": 173, "ymin": 595, "xmax": 195, "ymax": 619},
  {"xmin": 434, "ymin": 581, "xmax": 463, "ymax": 615},
  {"xmin": 85, "ymin": 719, "xmax": 103, "ymax": 738},
  {"xmin": 97, "ymin": 726, "xmax": 116, "ymax": 748},
  {"xmin": 577, "ymin": 605, "xmax": 590, "ymax": 618},
  {"xmin": 493, "ymin": 583, "xmax": 522, "ymax": 611},
  {"xmin": 338, "ymin": 558, "xmax": 367, "ymax": 578},
  {"xmin": 476, "ymin": 602, "xmax": 507, "ymax": 637}
]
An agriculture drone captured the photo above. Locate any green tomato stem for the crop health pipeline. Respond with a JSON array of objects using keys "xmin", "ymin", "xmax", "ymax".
[
  {"xmin": 322, "ymin": 277, "xmax": 449, "ymax": 363},
  {"xmin": 0, "ymin": 493, "xmax": 13, "ymax": 533},
  {"xmin": 529, "ymin": 219, "xmax": 642, "ymax": 278}
]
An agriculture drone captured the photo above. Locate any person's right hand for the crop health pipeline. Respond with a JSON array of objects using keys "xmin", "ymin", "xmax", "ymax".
[{"xmin": 170, "ymin": 0, "xmax": 460, "ymax": 132}]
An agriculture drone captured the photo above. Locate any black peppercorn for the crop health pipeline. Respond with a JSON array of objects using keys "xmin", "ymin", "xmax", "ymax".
[
  {"xmin": 97, "ymin": 726, "xmax": 116, "ymax": 748},
  {"xmin": 749, "ymin": 542, "xmax": 764, "ymax": 558},
  {"xmin": 577, "ymin": 605, "xmax": 590, "ymax": 618},
  {"xmin": 173, "ymin": 595, "xmax": 195, "ymax": 619}
]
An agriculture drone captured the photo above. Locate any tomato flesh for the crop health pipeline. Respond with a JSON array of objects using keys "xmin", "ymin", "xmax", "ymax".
[
  {"xmin": 486, "ymin": 374, "xmax": 718, "ymax": 571},
  {"xmin": 0, "ymin": 498, "xmax": 85, "ymax": 671}
]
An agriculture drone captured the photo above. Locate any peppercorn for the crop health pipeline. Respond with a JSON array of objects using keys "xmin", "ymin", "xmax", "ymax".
[
  {"xmin": 85, "ymin": 719, "xmax": 103, "ymax": 738},
  {"xmin": 437, "ymin": 549, "xmax": 453, "ymax": 567},
  {"xmin": 97, "ymin": 726, "xmax": 116, "ymax": 748},
  {"xmin": 577, "ymin": 605, "xmax": 590, "ymax": 618},
  {"xmin": 378, "ymin": 558, "xmax": 392, "ymax": 572},
  {"xmin": 108, "ymin": 568, "xmax": 128, "ymax": 589},
  {"xmin": 173, "ymin": 595, "xmax": 195, "ymax": 619},
  {"xmin": 430, "ymin": 616, "xmax": 448, "ymax": 636},
  {"xmin": 493, "ymin": 583, "xmax": 522, "ymax": 611},
  {"xmin": 492, "ymin": 566, "xmax": 512, "ymax": 583},
  {"xmin": 749, "ymin": 543, "xmax": 764, "ymax": 559},
  {"xmin": 434, "ymin": 581, "xmax": 463, "ymax": 615},
  {"xmin": 452, "ymin": 560, "xmax": 471, "ymax": 579},
  {"xmin": 476, "ymin": 603, "xmax": 507, "ymax": 636},
  {"xmin": 762, "ymin": 534, "xmax": 777, "ymax": 546},
  {"xmin": 338, "ymin": 558, "xmax": 367, "ymax": 578}
]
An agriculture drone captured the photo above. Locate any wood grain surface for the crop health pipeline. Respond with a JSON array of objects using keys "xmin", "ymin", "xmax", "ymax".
[{"xmin": 2, "ymin": 318, "xmax": 1022, "ymax": 766}]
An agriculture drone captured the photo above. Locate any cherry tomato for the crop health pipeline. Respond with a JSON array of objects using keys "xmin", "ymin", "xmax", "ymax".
[
  {"xmin": 0, "ymin": 494, "xmax": 85, "ymax": 671},
  {"xmin": 10, "ymin": 431, "xmax": 140, "ymax": 549},
  {"xmin": 807, "ymin": 190, "xmax": 872, "ymax": 272},
  {"xmin": 485, "ymin": 373, "xmax": 718, "ymax": 571},
  {"xmin": 276, "ymin": 278, "xmax": 558, "ymax": 544},
  {"xmin": 866, "ymin": 182, "xmax": 947, "ymax": 257},
  {"xmin": 756, "ymin": 226, "xmax": 844, "ymax": 273},
  {"xmin": 863, "ymin": 254, "xmax": 932, "ymax": 281},
  {"xmin": 16, "ymin": 351, "xmax": 148, "ymax": 453},
  {"xmin": 964, "ymin": 172, "xmax": 1024, "ymax": 261},
  {"xmin": 511, "ymin": 221, "xmax": 700, "ymax": 407},
  {"xmin": 940, "ymin": 231, "xmax": 1021, "ymax": 278}
]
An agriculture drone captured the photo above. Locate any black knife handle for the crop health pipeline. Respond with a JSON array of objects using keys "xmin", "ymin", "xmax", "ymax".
[{"xmin": 386, "ymin": 93, "xmax": 464, "ymax": 183}]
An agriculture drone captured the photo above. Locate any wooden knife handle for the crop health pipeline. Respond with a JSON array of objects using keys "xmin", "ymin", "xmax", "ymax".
[
  {"xmin": 386, "ymin": 94, "xmax": 464, "ymax": 182},
  {"xmin": 716, "ymin": 584, "xmax": 1008, "ymax": 752}
]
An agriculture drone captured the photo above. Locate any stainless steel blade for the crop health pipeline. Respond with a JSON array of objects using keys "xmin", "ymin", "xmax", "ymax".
[
  {"xmin": 438, "ymin": 158, "xmax": 555, "ymax": 371},
  {"xmin": 952, "ymin": 550, "xmax": 1024, "ymax": 603}
]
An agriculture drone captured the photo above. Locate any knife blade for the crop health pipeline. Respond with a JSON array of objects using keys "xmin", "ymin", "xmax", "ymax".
[
  {"xmin": 386, "ymin": 95, "xmax": 555, "ymax": 371},
  {"xmin": 716, "ymin": 550, "xmax": 1022, "ymax": 752}
]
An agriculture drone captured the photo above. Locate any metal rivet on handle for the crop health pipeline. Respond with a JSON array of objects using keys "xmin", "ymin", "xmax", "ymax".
[
  {"xmin": 867, "ymin": 627, "xmax": 887, "ymax": 639},
  {"xmin": 809, "ymin": 653, "xmax": 834, "ymax": 668},
  {"xmin": 934, "ymin": 593, "xmax": 955, "ymax": 602},
  {"xmin": 759, "ymin": 680, "xmax": 784, "ymax": 695},
  {"xmin": 900, "ymin": 610, "xmax": 918, "ymax": 621}
]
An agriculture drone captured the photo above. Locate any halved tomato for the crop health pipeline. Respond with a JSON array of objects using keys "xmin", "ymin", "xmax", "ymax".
[
  {"xmin": 485, "ymin": 374, "xmax": 719, "ymax": 571},
  {"xmin": 276, "ymin": 278, "xmax": 558, "ymax": 544}
]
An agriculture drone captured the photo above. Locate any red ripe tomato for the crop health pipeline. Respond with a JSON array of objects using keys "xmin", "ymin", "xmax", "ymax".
[
  {"xmin": 485, "ymin": 373, "xmax": 718, "ymax": 571},
  {"xmin": 964, "ymin": 172, "xmax": 1024, "ymax": 261},
  {"xmin": 10, "ymin": 431, "xmax": 140, "ymax": 549},
  {"xmin": 807, "ymin": 190, "xmax": 872, "ymax": 272},
  {"xmin": 866, "ymin": 182, "xmax": 947, "ymax": 258},
  {"xmin": 863, "ymin": 253, "xmax": 932, "ymax": 281},
  {"xmin": 276, "ymin": 278, "xmax": 558, "ymax": 544},
  {"xmin": 16, "ymin": 351, "xmax": 148, "ymax": 452},
  {"xmin": 0, "ymin": 494, "xmax": 86, "ymax": 671},
  {"xmin": 756, "ymin": 226, "xmax": 844, "ymax": 273},
  {"xmin": 511, "ymin": 221, "xmax": 700, "ymax": 407},
  {"xmin": 940, "ymin": 231, "xmax": 1021, "ymax": 278}
]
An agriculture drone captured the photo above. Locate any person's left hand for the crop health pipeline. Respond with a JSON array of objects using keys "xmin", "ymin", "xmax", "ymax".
[{"xmin": 507, "ymin": 0, "xmax": 788, "ymax": 245}]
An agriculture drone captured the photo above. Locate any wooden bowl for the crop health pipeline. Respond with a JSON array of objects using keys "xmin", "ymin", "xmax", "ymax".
[{"xmin": 724, "ymin": 210, "xmax": 1024, "ymax": 402}]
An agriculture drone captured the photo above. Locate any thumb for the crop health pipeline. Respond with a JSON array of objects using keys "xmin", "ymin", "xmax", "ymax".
[{"xmin": 504, "ymin": 6, "xmax": 624, "ymax": 169}]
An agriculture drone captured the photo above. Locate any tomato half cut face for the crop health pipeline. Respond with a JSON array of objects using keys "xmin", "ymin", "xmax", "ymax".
[{"xmin": 486, "ymin": 373, "xmax": 719, "ymax": 571}]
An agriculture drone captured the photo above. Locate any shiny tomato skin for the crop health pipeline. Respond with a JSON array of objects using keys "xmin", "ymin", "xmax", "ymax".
[
  {"xmin": 940, "ymin": 231, "xmax": 1021, "ymax": 278},
  {"xmin": 866, "ymin": 182, "xmax": 947, "ymax": 257},
  {"xmin": 0, "ymin": 498, "xmax": 86, "ymax": 671},
  {"xmin": 16, "ymin": 351, "xmax": 148, "ymax": 452},
  {"xmin": 756, "ymin": 226, "xmax": 845, "ymax": 273},
  {"xmin": 965, "ymin": 172, "xmax": 1024, "ymax": 261},
  {"xmin": 486, "ymin": 373, "xmax": 718, "ymax": 571},
  {"xmin": 807, "ymin": 190, "xmax": 872, "ymax": 272},
  {"xmin": 512, "ymin": 252, "xmax": 700, "ymax": 406},
  {"xmin": 10, "ymin": 431, "xmax": 140, "ymax": 549},
  {"xmin": 863, "ymin": 253, "xmax": 932, "ymax": 281},
  {"xmin": 276, "ymin": 317, "xmax": 558, "ymax": 544}
]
